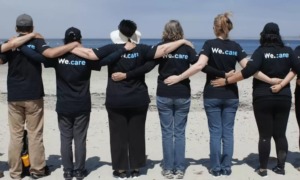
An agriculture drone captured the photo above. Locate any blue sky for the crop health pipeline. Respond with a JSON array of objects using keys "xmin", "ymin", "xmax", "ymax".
[{"xmin": 1, "ymin": 0, "xmax": 299, "ymax": 39}]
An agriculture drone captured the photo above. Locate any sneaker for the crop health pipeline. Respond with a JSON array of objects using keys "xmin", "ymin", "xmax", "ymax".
[
  {"xmin": 209, "ymin": 169, "xmax": 221, "ymax": 177},
  {"xmin": 272, "ymin": 166, "xmax": 285, "ymax": 175},
  {"xmin": 63, "ymin": 170, "xmax": 73, "ymax": 180},
  {"xmin": 131, "ymin": 170, "xmax": 140, "ymax": 179},
  {"xmin": 161, "ymin": 170, "xmax": 174, "ymax": 179},
  {"xmin": 113, "ymin": 170, "xmax": 127, "ymax": 180},
  {"xmin": 174, "ymin": 170, "xmax": 184, "ymax": 179},
  {"xmin": 220, "ymin": 169, "xmax": 232, "ymax": 176},
  {"xmin": 74, "ymin": 169, "xmax": 88, "ymax": 180},
  {"xmin": 255, "ymin": 168, "xmax": 268, "ymax": 177}
]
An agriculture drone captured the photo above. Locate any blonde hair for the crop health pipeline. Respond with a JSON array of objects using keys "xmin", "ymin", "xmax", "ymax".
[
  {"xmin": 162, "ymin": 20, "xmax": 184, "ymax": 41},
  {"xmin": 213, "ymin": 12, "xmax": 233, "ymax": 39}
]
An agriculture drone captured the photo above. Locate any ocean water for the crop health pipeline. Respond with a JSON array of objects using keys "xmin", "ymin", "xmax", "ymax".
[{"xmin": 45, "ymin": 38, "xmax": 300, "ymax": 55}]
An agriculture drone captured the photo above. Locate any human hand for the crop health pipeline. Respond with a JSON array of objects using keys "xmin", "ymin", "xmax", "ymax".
[
  {"xmin": 34, "ymin": 33, "xmax": 44, "ymax": 39},
  {"xmin": 210, "ymin": 78, "xmax": 226, "ymax": 87},
  {"xmin": 225, "ymin": 70, "xmax": 235, "ymax": 78},
  {"xmin": 164, "ymin": 75, "xmax": 182, "ymax": 86},
  {"xmin": 270, "ymin": 78, "xmax": 282, "ymax": 85},
  {"xmin": 124, "ymin": 42, "xmax": 136, "ymax": 51},
  {"xmin": 183, "ymin": 39, "xmax": 194, "ymax": 49},
  {"xmin": 270, "ymin": 84, "xmax": 283, "ymax": 93},
  {"xmin": 111, "ymin": 72, "xmax": 126, "ymax": 81}
]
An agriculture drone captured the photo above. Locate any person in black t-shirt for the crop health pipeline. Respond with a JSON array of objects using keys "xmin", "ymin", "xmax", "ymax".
[
  {"xmin": 0, "ymin": 30, "xmax": 43, "ymax": 180},
  {"xmin": 71, "ymin": 19, "xmax": 194, "ymax": 179},
  {"xmin": 0, "ymin": 14, "xmax": 80, "ymax": 180},
  {"xmin": 111, "ymin": 19, "xmax": 234, "ymax": 179},
  {"xmin": 20, "ymin": 26, "xmax": 136, "ymax": 180},
  {"xmin": 211, "ymin": 22, "xmax": 300, "ymax": 177},
  {"xmin": 164, "ymin": 13, "xmax": 276, "ymax": 177},
  {"xmin": 293, "ymin": 46, "xmax": 300, "ymax": 171}
]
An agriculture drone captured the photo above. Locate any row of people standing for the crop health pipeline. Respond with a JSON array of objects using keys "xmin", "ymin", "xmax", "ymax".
[
  {"xmin": 164, "ymin": 13, "xmax": 300, "ymax": 178},
  {"xmin": 1, "ymin": 12, "xmax": 300, "ymax": 180}
]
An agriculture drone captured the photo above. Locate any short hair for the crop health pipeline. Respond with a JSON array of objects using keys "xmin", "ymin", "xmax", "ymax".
[
  {"xmin": 118, "ymin": 19, "xmax": 137, "ymax": 38},
  {"xmin": 162, "ymin": 20, "xmax": 184, "ymax": 41},
  {"xmin": 16, "ymin": 26, "xmax": 33, "ymax": 33}
]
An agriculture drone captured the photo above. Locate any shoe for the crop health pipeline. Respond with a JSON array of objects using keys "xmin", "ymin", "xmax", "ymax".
[
  {"xmin": 63, "ymin": 170, "xmax": 73, "ymax": 180},
  {"xmin": 161, "ymin": 170, "xmax": 174, "ymax": 179},
  {"xmin": 174, "ymin": 170, "xmax": 184, "ymax": 179},
  {"xmin": 0, "ymin": 171, "xmax": 3, "ymax": 178},
  {"xmin": 220, "ymin": 169, "xmax": 232, "ymax": 176},
  {"xmin": 272, "ymin": 166, "xmax": 285, "ymax": 175},
  {"xmin": 30, "ymin": 165, "xmax": 51, "ymax": 179},
  {"xmin": 113, "ymin": 170, "xmax": 127, "ymax": 180},
  {"xmin": 74, "ymin": 169, "xmax": 88, "ymax": 180},
  {"xmin": 209, "ymin": 169, "xmax": 221, "ymax": 177},
  {"xmin": 131, "ymin": 170, "xmax": 139, "ymax": 179},
  {"xmin": 255, "ymin": 168, "xmax": 267, "ymax": 177}
]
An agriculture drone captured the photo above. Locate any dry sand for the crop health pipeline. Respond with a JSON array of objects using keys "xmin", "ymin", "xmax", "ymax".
[{"xmin": 0, "ymin": 64, "xmax": 300, "ymax": 180}]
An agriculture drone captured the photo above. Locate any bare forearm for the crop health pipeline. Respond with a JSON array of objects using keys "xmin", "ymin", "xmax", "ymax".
[
  {"xmin": 71, "ymin": 47, "xmax": 98, "ymax": 60},
  {"xmin": 227, "ymin": 71, "xmax": 244, "ymax": 84},
  {"xmin": 43, "ymin": 42, "xmax": 79, "ymax": 58},
  {"xmin": 280, "ymin": 71, "xmax": 296, "ymax": 87},
  {"xmin": 1, "ymin": 33, "xmax": 35, "ymax": 52},
  {"xmin": 154, "ymin": 39, "xmax": 186, "ymax": 58},
  {"xmin": 253, "ymin": 71, "xmax": 273, "ymax": 84}
]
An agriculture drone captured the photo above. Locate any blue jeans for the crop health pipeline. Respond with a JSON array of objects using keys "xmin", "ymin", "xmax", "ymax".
[
  {"xmin": 156, "ymin": 96, "xmax": 191, "ymax": 171},
  {"xmin": 204, "ymin": 98, "xmax": 239, "ymax": 172}
]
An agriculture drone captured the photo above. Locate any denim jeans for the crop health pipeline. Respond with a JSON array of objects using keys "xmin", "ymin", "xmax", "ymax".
[
  {"xmin": 156, "ymin": 96, "xmax": 191, "ymax": 171},
  {"xmin": 204, "ymin": 98, "xmax": 239, "ymax": 172}
]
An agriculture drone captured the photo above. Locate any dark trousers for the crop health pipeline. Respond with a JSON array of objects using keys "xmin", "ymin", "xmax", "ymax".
[
  {"xmin": 106, "ymin": 105, "xmax": 148, "ymax": 170},
  {"xmin": 58, "ymin": 112, "xmax": 90, "ymax": 172},
  {"xmin": 253, "ymin": 98, "xmax": 291, "ymax": 169}
]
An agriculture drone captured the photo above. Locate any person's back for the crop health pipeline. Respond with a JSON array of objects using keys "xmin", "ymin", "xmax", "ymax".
[{"xmin": 1, "ymin": 13, "xmax": 49, "ymax": 180}]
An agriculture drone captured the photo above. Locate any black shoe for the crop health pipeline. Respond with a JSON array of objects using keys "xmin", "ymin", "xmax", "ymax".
[
  {"xmin": 113, "ymin": 170, "xmax": 127, "ymax": 179},
  {"xmin": 272, "ymin": 166, "xmax": 285, "ymax": 175},
  {"xmin": 221, "ymin": 169, "xmax": 232, "ymax": 176},
  {"xmin": 74, "ymin": 169, "xmax": 88, "ymax": 180},
  {"xmin": 0, "ymin": 171, "xmax": 4, "ymax": 178},
  {"xmin": 209, "ymin": 169, "xmax": 221, "ymax": 177},
  {"xmin": 63, "ymin": 170, "xmax": 73, "ymax": 180},
  {"xmin": 255, "ymin": 168, "xmax": 267, "ymax": 177},
  {"xmin": 131, "ymin": 170, "xmax": 139, "ymax": 178},
  {"xmin": 30, "ymin": 166, "xmax": 51, "ymax": 179}
]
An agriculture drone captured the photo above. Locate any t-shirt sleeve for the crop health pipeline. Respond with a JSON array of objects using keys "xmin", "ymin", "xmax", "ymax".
[
  {"xmin": 292, "ymin": 46, "xmax": 300, "ymax": 77},
  {"xmin": 0, "ymin": 53, "xmax": 8, "ymax": 64},
  {"xmin": 187, "ymin": 46, "xmax": 198, "ymax": 64},
  {"xmin": 199, "ymin": 41, "xmax": 211, "ymax": 57},
  {"xmin": 236, "ymin": 43, "xmax": 248, "ymax": 61},
  {"xmin": 34, "ymin": 38, "xmax": 51, "ymax": 53},
  {"xmin": 0, "ymin": 44, "xmax": 2, "ymax": 53},
  {"xmin": 145, "ymin": 44, "xmax": 158, "ymax": 60},
  {"xmin": 241, "ymin": 49, "xmax": 262, "ymax": 79},
  {"xmin": 92, "ymin": 44, "xmax": 117, "ymax": 60}
]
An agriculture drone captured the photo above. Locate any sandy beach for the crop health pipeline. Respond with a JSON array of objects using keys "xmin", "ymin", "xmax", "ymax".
[{"xmin": 0, "ymin": 64, "xmax": 300, "ymax": 180}]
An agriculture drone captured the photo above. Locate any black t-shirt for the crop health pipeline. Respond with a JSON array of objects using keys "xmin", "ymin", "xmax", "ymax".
[
  {"xmin": 200, "ymin": 38, "xmax": 247, "ymax": 99},
  {"xmin": 44, "ymin": 53, "xmax": 100, "ymax": 114},
  {"xmin": 155, "ymin": 42, "xmax": 198, "ymax": 98},
  {"xmin": 93, "ymin": 43, "xmax": 154, "ymax": 108},
  {"xmin": 242, "ymin": 45, "xmax": 300, "ymax": 100},
  {"xmin": 0, "ymin": 38, "xmax": 49, "ymax": 101}
]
